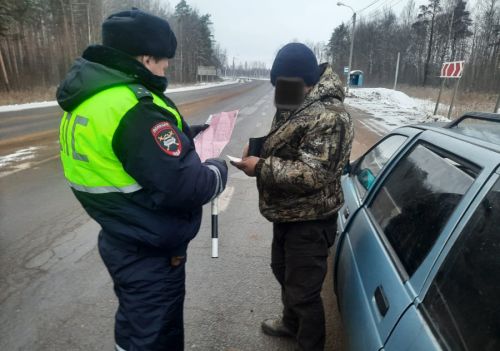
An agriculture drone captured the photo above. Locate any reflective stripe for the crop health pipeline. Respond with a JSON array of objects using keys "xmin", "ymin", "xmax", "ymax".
[
  {"xmin": 69, "ymin": 181, "xmax": 142, "ymax": 194},
  {"xmin": 206, "ymin": 164, "xmax": 222, "ymax": 201},
  {"xmin": 71, "ymin": 115, "xmax": 89, "ymax": 162},
  {"xmin": 63, "ymin": 112, "xmax": 72, "ymax": 155},
  {"xmin": 115, "ymin": 344, "xmax": 127, "ymax": 351}
]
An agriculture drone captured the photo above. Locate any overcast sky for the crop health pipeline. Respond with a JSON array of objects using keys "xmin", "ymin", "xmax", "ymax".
[{"xmin": 179, "ymin": 0, "xmax": 432, "ymax": 67}]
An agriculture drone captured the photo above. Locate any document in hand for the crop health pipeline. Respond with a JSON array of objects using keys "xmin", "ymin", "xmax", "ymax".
[{"xmin": 194, "ymin": 110, "xmax": 239, "ymax": 162}]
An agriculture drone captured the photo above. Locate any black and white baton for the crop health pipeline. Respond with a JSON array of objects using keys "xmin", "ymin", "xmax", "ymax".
[{"xmin": 211, "ymin": 197, "xmax": 219, "ymax": 258}]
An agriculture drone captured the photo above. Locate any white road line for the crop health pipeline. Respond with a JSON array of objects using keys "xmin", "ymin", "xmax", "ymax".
[{"xmin": 357, "ymin": 118, "xmax": 386, "ymax": 136}]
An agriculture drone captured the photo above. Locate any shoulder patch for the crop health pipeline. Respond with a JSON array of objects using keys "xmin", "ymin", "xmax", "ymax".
[{"xmin": 151, "ymin": 122, "xmax": 182, "ymax": 157}]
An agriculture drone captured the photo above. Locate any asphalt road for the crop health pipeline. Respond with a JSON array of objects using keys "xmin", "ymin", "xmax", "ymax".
[{"xmin": 0, "ymin": 81, "xmax": 381, "ymax": 351}]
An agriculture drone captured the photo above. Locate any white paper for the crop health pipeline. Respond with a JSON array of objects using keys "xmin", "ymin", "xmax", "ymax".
[{"xmin": 226, "ymin": 155, "xmax": 242, "ymax": 163}]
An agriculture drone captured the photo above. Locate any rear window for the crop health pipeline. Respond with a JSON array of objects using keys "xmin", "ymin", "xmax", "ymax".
[
  {"xmin": 450, "ymin": 117, "xmax": 500, "ymax": 145},
  {"xmin": 368, "ymin": 143, "xmax": 478, "ymax": 276}
]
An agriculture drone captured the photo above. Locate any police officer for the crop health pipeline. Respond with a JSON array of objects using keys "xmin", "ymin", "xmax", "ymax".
[{"xmin": 56, "ymin": 9, "xmax": 227, "ymax": 351}]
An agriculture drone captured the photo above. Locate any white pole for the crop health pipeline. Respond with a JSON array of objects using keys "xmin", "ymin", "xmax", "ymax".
[
  {"xmin": 346, "ymin": 12, "xmax": 356, "ymax": 94},
  {"xmin": 393, "ymin": 52, "xmax": 400, "ymax": 90}
]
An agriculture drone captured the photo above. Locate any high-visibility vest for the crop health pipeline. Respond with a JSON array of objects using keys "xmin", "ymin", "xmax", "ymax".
[{"xmin": 59, "ymin": 84, "xmax": 182, "ymax": 194}]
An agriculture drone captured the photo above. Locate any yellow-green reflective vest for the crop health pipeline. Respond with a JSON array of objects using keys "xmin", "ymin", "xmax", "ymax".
[{"xmin": 59, "ymin": 84, "xmax": 182, "ymax": 194}]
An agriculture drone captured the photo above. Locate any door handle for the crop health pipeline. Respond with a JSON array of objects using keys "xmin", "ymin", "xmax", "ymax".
[
  {"xmin": 374, "ymin": 285, "xmax": 389, "ymax": 317},
  {"xmin": 343, "ymin": 207, "xmax": 350, "ymax": 220}
]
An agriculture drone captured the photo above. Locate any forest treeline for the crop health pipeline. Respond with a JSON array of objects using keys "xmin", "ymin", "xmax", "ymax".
[
  {"xmin": 0, "ymin": 0, "xmax": 498, "ymax": 97},
  {"xmin": 0, "ymin": 0, "xmax": 233, "ymax": 93},
  {"xmin": 327, "ymin": 0, "xmax": 500, "ymax": 92}
]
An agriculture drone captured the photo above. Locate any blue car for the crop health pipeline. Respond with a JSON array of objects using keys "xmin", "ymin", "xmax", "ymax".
[{"xmin": 334, "ymin": 112, "xmax": 500, "ymax": 351}]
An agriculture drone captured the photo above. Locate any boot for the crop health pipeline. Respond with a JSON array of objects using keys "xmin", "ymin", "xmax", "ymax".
[{"xmin": 261, "ymin": 318, "xmax": 296, "ymax": 338}]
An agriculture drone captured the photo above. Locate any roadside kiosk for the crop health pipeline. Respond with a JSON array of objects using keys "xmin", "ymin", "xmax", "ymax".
[{"xmin": 349, "ymin": 70, "xmax": 364, "ymax": 87}]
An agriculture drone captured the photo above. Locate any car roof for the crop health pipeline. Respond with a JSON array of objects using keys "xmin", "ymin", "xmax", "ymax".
[{"xmin": 410, "ymin": 112, "xmax": 500, "ymax": 154}]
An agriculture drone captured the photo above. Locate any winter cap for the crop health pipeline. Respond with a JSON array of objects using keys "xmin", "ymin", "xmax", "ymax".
[
  {"xmin": 270, "ymin": 43, "xmax": 320, "ymax": 87},
  {"xmin": 102, "ymin": 8, "xmax": 177, "ymax": 58}
]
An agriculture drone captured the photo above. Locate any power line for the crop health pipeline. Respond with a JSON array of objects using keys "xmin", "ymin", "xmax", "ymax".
[
  {"xmin": 360, "ymin": 0, "xmax": 406, "ymax": 21},
  {"xmin": 358, "ymin": 0, "xmax": 386, "ymax": 14},
  {"xmin": 363, "ymin": 0, "xmax": 396, "ymax": 15}
]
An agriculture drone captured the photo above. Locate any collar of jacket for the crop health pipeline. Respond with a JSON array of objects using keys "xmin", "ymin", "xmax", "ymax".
[{"xmin": 82, "ymin": 45, "xmax": 168, "ymax": 94}]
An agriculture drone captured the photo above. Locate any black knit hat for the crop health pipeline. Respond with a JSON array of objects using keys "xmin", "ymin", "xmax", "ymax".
[
  {"xmin": 102, "ymin": 8, "xmax": 177, "ymax": 58},
  {"xmin": 270, "ymin": 43, "xmax": 320, "ymax": 87}
]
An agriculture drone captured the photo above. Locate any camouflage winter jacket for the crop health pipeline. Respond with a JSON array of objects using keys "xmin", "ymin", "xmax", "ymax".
[{"xmin": 255, "ymin": 64, "xmax": 354, "ymax": 223}]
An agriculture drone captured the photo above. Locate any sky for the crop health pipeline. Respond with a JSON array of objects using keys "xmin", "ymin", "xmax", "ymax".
[{"xmin": 178, "ymin": 0, "xmax": 430, "ymax": 67}]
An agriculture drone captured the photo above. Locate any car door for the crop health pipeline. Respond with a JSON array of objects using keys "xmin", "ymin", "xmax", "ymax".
[
  {"xmin": 337, "ymin": 128, "xmax": 419, "ymax": 235},
  {"xmin": 385, "ymin": 170, "xmax": 500, "ymax": 351},
  {"xmin": 335, "ymin": 136, "xmax": 483, "ymax": 351}
]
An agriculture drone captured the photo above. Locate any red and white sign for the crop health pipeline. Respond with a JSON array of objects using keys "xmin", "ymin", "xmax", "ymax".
[
  {"xmin": 440, "ymin": 61, "xmax": 465, "ymax": 78},
  {"xmin": 194, "ymin": 110, "xmax": 239, "ymax": 162}
]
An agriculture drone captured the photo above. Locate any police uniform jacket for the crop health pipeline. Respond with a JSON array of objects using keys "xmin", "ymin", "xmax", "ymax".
[{"xmin": 56, "ymin": 45, "xmax": 226, "ymax": 256}]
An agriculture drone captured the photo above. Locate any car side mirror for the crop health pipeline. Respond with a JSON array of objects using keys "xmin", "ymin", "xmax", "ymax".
[
  {"xmin": 343, "ymin": 162, "xmax": 351, "ymax": 175},
  {"xmin": 357, "ymin": 168, "xmax": 376, "ymax": 190},
  {"xmin": 344, "ymin": 159, "xmax": 360, "ymax": 175}
]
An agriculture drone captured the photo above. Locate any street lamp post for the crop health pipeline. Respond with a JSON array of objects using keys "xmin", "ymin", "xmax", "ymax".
[{"xmin": 337, "ymin": 2, "xmax": 356, "ymax": 94}]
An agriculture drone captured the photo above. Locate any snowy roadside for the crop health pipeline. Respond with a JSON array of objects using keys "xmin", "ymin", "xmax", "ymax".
[
  {"xmin": 0, "ymin": 79, "xmax": 241, "ymax": 113},
  {"xmin": 345, "ymin": 87, "xmax": 450, "ymax": 132}
]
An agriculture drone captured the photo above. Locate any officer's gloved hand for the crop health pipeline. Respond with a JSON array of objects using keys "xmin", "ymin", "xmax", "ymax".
[
  {"xmin": 205, "ymin": 158, "xmax": 228, "ymax": 192},
  {"xmin": 190, "ymin": 124, "xmax": 210, "ymax": 138}
]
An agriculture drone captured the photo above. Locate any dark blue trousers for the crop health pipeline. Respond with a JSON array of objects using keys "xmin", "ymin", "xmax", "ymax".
[{"xmin": 98, "ymin": 232, "xmax": 186, "ymax": 351}]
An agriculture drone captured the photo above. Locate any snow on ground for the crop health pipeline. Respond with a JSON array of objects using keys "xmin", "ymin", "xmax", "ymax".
[
  {"xmin": 0, "ymin": 101, "xmax": 59, "ymax": 113},
  {"xmin": 0, "ymin": 147, "xmax": 41, "ymax": 178},
  {"xmin": 345, "ymin": 87, "xmax": 450, "ymax": 132},
  {"xmin": 166, "ymin": 79, "xmax": 240, "ymax": 93},
  {"xmin": 0, "ymin": 147, "xmax": 39, "ymax": 168},
  {"xmin": 0, "ymin": 79, "xmax": 241, "ymax": 113}
]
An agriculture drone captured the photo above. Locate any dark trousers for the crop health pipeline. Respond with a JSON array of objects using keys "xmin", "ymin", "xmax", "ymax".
[
  {"xmin": 271, "ymin": 216, "xmax": 337, "ymax": 351},
  {"xmin": 98, "ymin": 232, "xmax": 186, "ymax": 351}
]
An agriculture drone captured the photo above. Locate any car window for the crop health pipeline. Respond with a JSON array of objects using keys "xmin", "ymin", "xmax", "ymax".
[
  {"xmin": 354, "ymin": 134, "xmax": 407, "ymax": 198},
  {"xmin": 422, "ymin": 178, "xmax": 500, "ymax": 351},
  {"xmin": 368, "ymin": 143, "xmax": 478, "ymax": 276}
]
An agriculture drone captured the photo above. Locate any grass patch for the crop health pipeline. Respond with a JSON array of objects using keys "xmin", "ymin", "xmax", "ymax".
[
  {"xmin": 397, "ymin": 84, "xmax": 498, "ymax": 119},
  {"xmin": 0, "ymin": 87, "xmax": 57, "ymax": 106}
]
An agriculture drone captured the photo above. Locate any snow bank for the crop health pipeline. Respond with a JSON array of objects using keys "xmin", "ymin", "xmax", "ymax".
[
  {"xmin": 166, "ymin": 79, "xmax": 240, "ymax": 93},
  {"xmin": 0, "ymin": 101, "xmax": 59, "ymax": 113},
  {"xmin": 345, "ymin": 87, "xmax": 450, "ymax": 131},
  {"xmin": 0, "ymin": 80, "xmax": 242, "ymax": 113}
]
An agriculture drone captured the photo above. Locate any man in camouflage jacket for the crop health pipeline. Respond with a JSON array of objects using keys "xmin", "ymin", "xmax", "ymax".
[{"xmin": 234, "ymin": 43, "xmax": 353, "ymax": 351}]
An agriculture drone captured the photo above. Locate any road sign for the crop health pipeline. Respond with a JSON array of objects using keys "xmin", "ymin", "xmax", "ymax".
[
  {"xmin": 197, "ymin": 66, "xmax": 217, "ymax": 76},
  {"xmin": 434, "ymin": 61, "xmax": 466, "ymax": 118},
  {"xmin": 344, "ymin": 66, "xmax": 349, "ymax": 74},
  {"xmin": 440, "ymin": 61, "xmax": 465, "ymax": 78}
]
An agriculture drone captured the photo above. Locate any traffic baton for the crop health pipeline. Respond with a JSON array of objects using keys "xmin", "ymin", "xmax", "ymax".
[{"xmin": 211, "ymin": 196, "xmax": 219, "ymax": 258}]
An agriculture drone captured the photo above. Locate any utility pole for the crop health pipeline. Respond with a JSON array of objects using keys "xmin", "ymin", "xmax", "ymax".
[
  {"xmin": 337, "ymin": 2, "xmax": 356, "ymax": 94},
  {"xmin": 232, "ymin": 57, "xmax": 235, "ymax": 79},
  {"xmin": 393, "ymin": 52, "xmax": 400, "ymax": 90}
]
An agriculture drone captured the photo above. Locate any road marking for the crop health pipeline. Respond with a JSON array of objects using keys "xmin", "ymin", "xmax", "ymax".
[{"xmin": 357, "ymin": 118, "xmax": 386, "ymax": 136}]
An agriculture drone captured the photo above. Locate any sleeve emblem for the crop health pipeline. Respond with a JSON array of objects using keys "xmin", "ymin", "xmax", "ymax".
[{"xmin": 151, "ymin": 122, "xmax": 182, "ymax": 157}]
